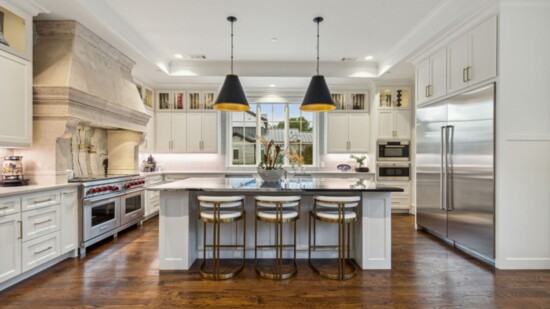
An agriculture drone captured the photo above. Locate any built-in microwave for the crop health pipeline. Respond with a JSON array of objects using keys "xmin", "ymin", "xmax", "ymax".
[
  {"xmin": 377, "ymin": 140, "xmax": 410, "ymax": 161},
  {"xmin": 377, "ymin": 163, "xmax": 411, "ymax": 181}
]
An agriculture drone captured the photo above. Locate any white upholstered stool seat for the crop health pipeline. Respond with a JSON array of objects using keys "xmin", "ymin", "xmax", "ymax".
[
  {"xmin": 257, "ymin": 210, "xmax": 299, "ymax": 220},
  {"xmin": 314, "ymin": 196, "xmax": 360, "ymax": 207},
  {"xmin": 315, "ymin": 210, "xmax": 357, "ymax": 221},
  {"xmin": 200, "ymin": 211, "xmax": 243, "ymax": 220},
  {"xmin": 198, "ymin": 195, "xmax": 245, "ymax": 208},
  {"xmin": 255, "ymin": 196, "xmax": 301, "ymax": 207}
]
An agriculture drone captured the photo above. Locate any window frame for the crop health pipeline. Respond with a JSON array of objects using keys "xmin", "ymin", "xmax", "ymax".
[{"xmin": 226, "ymin": 103, "xmax": 318, "ymax": 167}]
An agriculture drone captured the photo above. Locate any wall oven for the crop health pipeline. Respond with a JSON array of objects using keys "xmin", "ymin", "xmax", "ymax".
[
  {"xmin": 377, "ymin": 163, "xmax": 411, "ymax": 181},
  {"xmin": 377, "ymin": 140, "xmax": 410, "ymax": 161}
]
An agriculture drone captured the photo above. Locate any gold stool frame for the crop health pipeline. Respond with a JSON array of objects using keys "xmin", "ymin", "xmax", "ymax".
[
  {"xmin": 198, "ymin": 197, "xmax": 246, "ymax": 280},
  {"xmin": 254, "ymin": 197, "xmax": 301, "ymax": 280},
  {"xmin": 308, "ymin": 197, "xmax": 358, "ymax": 280}
]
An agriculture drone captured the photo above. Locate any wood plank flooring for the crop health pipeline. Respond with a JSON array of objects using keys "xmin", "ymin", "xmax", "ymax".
[{"xmin": 1, "ymin": 215, "xmax": 550, "ymax": 308}]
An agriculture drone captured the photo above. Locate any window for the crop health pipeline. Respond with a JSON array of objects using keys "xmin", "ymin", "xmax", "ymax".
[{"xmin": 228, "ymin": 103, "xmax": 316, "ymax": 166}]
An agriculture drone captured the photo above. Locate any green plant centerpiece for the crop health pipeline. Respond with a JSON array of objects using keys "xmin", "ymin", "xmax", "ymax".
[
  {"xmin": 257, "ymin": 136, "xmax": 286, "ymax": 182},
  {"xmin": 350, "ymin": 154, "xmax": 369, "ymax": 172}
]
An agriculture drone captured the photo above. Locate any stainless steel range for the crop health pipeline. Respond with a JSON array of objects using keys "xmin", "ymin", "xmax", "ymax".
[{"xmin": 70, "ymin": 174, "xmax": 146, "ymax": 256}]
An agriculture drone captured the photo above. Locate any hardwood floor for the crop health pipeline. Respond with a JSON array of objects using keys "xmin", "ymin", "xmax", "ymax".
[{"xmin": 1, "ymin": 215, "xmax": 550, "ymax": 308}]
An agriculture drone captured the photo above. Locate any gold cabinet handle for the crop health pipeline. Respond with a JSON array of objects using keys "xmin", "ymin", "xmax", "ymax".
[
  {"xmin": 466, "ymin": 66, "xmax": 472, "ymax": 81},
  {"xmin": 425, "ymin": 85, "xmax": 429, "ymax": 98},
  {"xmin": 34, "ymin": 218, "xmax": 52, "ymax": 225},
  {"xmin": 0, "ymin": 206, "xmax": 9, "ymax": 210},
  {"xmin": 34, "ymin": 199, "xmax": 53, "ymax": 204},
  {"xmin": 463, "ymin": 68, "xmax": 467, "ymax": 83},
  {"xmin": 62, "ymin": 191, "xmax": 75, "ymax": 196},
  {"xmin": 17, "ymin": 221, "xmax": 22, "ymax": 239},
  {"xmin": 34, "ymin": 246, "xmax": 53, "ymax": 255}
]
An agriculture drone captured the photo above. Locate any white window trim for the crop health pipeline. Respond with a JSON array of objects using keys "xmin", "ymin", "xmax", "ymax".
[{"xmin": 226, "ymin": 103, "xmax": 318, "ymax": 168}]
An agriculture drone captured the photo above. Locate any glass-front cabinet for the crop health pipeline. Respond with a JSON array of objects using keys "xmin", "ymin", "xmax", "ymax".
[
  {"xmin": 331, "ymin": 91, "xmax": 369, "ymax": 111},
  {"xmin": 378, "ymin": 88, "xmax": 410, "ymax": 109}
]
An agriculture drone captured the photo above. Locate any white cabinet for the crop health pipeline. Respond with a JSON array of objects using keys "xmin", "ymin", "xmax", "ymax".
[
  {"xmin": 0, "ymin": 196, "xmax": 21, "ymax": 217},
  {"xmin": 376, "ymin": 182, "xmax": 411, "ymax": 211},
  {"xmin": 60, "ymin": 189, "xmax": 78, "ymax": 254},
  {"xmin": 447, "ymin": 16, "xmax": 497, "ymax": 93},
  {"xmin": 155, "ymin": 113, "xmax": 187, "ymax": 153},
  {"xmin": 21, "ymin": 205, "xmax": 60, "ymax": 242},
  {"xmin": 416, "ymin": 48, "xmax": 447, "ymax": 105},
  {"xmin": 0, "ymin": 213, "xmax": 21, "ymax": 284},
  {"xmin": 0, "ymin": 51, "xmax": 32, "ymax": 147},
  {"xmin": 187, "ymin": 112, "xmax": 218, "ymax": 153},
  {"xmin": 21, "ymin": 231, "xmax": 60, "ymax": 272},
  {"xmin": 331, "ymin": 91, "xmax": 370, "ymax": 111},
  {"xmin": 327, "ymin": 112, "xmax": 370, "ymax": 153},
  {"xmin": 378, "ymin": 109, "xmax": 411, "ymax": 140},
  {"xmin": 145, "ymin": 175, "xmax": 163, "ymax": 220}
]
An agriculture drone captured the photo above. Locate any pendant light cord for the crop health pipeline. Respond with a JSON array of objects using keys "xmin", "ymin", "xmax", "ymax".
[
  {"xmin": 316, "ymin": 19, "xmax": 320, "ymax": 75},
  {"xmin": 231, "ymin": 19, "xmax": 234, "ymax": 75}
]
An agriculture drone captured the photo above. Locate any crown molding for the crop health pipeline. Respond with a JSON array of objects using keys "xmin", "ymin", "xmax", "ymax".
[{"xmin": 1, "ymin": 0, "xmax": 49, "ymax": 16}]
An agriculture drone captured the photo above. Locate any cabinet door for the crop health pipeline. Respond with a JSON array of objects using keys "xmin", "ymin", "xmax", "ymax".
[
  {"xmin": 171, "ymin": 113, "xmax": 187, "ymax": 152},
  {"xmin": 447, "ymin": 34, "xmax": 470, "ymax": 93},
  {"xmin": 416, "ymin": 58, "xmax": 431, "ymax": 105},
  {"xmin": 0, "ymin": 213, "xmax": 21, "ymax": 284},
  {"xmin": 60, "ymin": 189, "xmax": 78, "ymax": 254},
  {"xmin": 395, "ymin": 110, "xmax": 412, "ymax": 139},
  {"xmin": 378, "ymin": 110, "xmax": 395, "ymax": 140},
  {"xmin": 430, "ymin": 48, "xmax": 447, "ymax": 101},
  {"xmin": 326, "ymin": 113, "xmax": 349, "ymax": 153},
  {"xmin": 348, "ymin": 113, "xmax": 370, "ymax": 153},
  {"xmin": 0, "ymin": 52, "xmax": 32, "ymax": 147},
  {"xmin": 469, "ymin": 16, "xmax": 497, "ymax": 85},
  {"xmin": 186, "ymin": 112, "xmax": 202, "ymax": 152},
  {"xmin": 155, "ymin": 113, "xmax": 172, "ymax": 152},
  {"xmin": 201, "ymin": 112, "xmax": 218, "ymax": 153}
]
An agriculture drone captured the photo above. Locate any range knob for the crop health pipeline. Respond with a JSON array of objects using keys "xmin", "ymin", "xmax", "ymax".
[
  {"xmin": 102, "ymin": 186, "xmax": 107, "ymax": 192},
  {"xmin": 90, "ymin": 188, "xmax": 97, "ymax": 194},
  {"xmin": 140, "ymin": 180, "xmax": 145, "ymax": 184},
  {"xmin": 114, "ymin": 186, "xmax": 120, "ymax": 191}
]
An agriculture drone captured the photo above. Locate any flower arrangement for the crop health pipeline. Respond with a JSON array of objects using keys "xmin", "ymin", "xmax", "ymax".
[
  {"xmin": 257, "ymin": 136, "xmax": 286, "ymax": 170},
  {"xmin": 350, "ymin": 154, "xmax": 367, "ymax": 167}
]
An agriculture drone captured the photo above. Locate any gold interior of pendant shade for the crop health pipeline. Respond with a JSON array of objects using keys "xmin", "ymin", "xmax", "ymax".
[
  {"xmin": 300, "ymin": 103, "xmax": 337, "ymax": 112},
  {"xmin": 213, "ymin": 103, "xmax": 250, "ymax": 112}
]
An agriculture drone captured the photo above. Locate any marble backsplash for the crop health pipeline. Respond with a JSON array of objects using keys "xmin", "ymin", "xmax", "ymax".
[
  {"xmin": 71, "ymin": 125, "xmax": 108, "ymax": 177},
  {"xmin": 0, "ymin": 149, "xmax": 14, "ymax": 158}
]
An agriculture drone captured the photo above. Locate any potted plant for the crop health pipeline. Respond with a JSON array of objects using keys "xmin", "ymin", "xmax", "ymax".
[
  {"xmin": 350, "ymin": 154, "xmax": 369, "ymax": 172},
  {"xmin": 257, "ymin": 136, "xmax": 286, "ymax": 182},
  {"xmin": 288, "ymin": 149, "xmax": 305, "ymax": 174}
]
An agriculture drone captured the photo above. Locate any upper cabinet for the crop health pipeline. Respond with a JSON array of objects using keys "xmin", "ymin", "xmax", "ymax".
[
  {"xmin": 378, "ymin": 88, "xmax": 410, "ymax": 110},
  {"xmin": 0, "ymin": 5, "xmax": 32, "ymax": 61},
  {"xmin": 416, "ymin": 48, "xmax": 447, "ymax": 105},
  {"xmin": 0, "ymin": 4, "xmax": 33, "ymax": 147},
  {"xmin": 331, "ymin": 91, "xmax": 369, "ymax": 111},
  {"xmin": 376, "ymin": 87, "xmax": 412, "ymax": 140},
  {"xmin": 447, "ymin": 16, "xmax": 497, "ymax": 93},
  {"xmin": 326, "ymin": 112, "xmax": 370, "ymax": 153}
]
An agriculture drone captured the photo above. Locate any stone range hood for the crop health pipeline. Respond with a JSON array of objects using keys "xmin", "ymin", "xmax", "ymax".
[{"xmin": 15, "ymin": 20, "xmax": 150, "ymax": 184}]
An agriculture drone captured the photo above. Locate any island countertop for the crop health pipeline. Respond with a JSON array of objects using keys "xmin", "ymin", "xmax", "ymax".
[{"xmin": 149, "ymin": 177, "xmax": 404, "ymax": 192}]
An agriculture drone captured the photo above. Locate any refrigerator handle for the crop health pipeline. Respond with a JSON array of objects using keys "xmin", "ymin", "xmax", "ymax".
[
  {"xmin": 440, "ymin": 126, "xmax": 446, "ymax": 211},
  {"xmin": 446, "ymin": 125, "xmax": 455, "ymax": 211}
]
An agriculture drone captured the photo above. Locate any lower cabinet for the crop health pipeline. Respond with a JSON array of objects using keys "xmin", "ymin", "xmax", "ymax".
[
  {"xmin": 0, "ymin": 187, "xmax": 79, "ymax": 288},
  {"xmin": 145, "ymin": 175, "xmax": 163, "ymax": 219},
  {"xmin": 0, "ymin": 213, "xmax": 21, "ymax": 283},
  {"xmin": 376, "ymin": 182, "xmax": 411, "ymax": 211}
]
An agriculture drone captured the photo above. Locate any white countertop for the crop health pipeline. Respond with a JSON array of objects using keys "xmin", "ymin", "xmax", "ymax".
[
  {"xmin": 0, "ymin": 183, "xmax": 80, "ymax": 198},
  {"xmin": 141, "ymin": 170, "xmax": 375, "ymax": 176}
]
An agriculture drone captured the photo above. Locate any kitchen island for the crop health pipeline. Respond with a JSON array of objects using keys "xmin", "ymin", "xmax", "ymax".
[{"xmin": 149, "ymin": 177, "xmax": 402, "ymax": 270}]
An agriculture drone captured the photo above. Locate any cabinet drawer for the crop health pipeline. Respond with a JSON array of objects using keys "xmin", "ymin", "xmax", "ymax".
[
  {"xmin": 22, "ymin": 205, "xmax": 61, "ymax": 242},
  {"xmin": 22, "ymin": 191, "xmax": 60, "ymax": 211},
  {"xmin": 377, "ymin": 182, "xmax": 410, "ymax": 197},
  {"xmin": 0, "ymin": 196, "xmax": 21, "ymax": 216},
  {"xmin": 391, "ymin": 197, "xmax": 410, "ymax": 210},
  {"xmin": 22, "ymin": 231, "xmax": 61, "ymax": 272}
]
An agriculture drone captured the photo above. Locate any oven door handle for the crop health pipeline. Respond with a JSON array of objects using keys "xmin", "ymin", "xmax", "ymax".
[
  {"xmin": 83, "ymin": 193, "xmax": 124, "ymax": 206},
  {"xmin": 125, "ymin": 188, "xmax": 145, "ymax": 195}
]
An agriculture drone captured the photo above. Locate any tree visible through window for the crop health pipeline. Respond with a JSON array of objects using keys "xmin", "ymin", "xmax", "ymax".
[{"xmin": 229, "ymin": 103, "xmax": 315, "ymax": 166}]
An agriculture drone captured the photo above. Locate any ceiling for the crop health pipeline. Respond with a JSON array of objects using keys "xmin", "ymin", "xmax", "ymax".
[{"xmin": 30, "ymin": 0, "xmax": 491, "ymax": 88}]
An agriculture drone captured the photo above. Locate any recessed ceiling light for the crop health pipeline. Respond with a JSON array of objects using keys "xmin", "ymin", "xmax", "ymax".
[
  {"xmin": 174, "ymin": 54, "xmax": 183, "ymax": 59},
  {"xmin": 364, "ymin": 55, "xmax": 374, "ymax": 61},
  {"xmin": 269, "ymin": 84, "xmax": 277, "ymax": 88},
  {"xmin": 271, "ymin": 37, "xmax": 278, "ymax": 42}
]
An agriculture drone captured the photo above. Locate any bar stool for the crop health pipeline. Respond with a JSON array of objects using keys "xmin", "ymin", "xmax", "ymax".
[
  {"xmin": 254, "ymin": 195, "xmax": 301, "ymax": 280},
  {"xmin": 309, "ymin": 195, "xmax": 360, "ymax": 280},
  {"xmin": 198, "ymin": 195, "xmax": 245, "ymax": 280}
]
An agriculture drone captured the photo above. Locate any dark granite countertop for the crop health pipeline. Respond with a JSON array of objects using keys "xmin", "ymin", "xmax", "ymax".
[{"xmin": 149, "ymin": 177, "xmax": 403, "ymax": 192}]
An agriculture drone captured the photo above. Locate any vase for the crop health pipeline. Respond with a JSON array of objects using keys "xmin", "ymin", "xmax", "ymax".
[
  {"xmin": 396, "ymin": 90, "xmax": 402, "ymax": 107},
  {"xmin": 0, "ymin": 12, "xmax": 8, "ymax": 47},
  {"xmin": 257, "ymin": 167, "xmax": 285, "ymax": 183}
]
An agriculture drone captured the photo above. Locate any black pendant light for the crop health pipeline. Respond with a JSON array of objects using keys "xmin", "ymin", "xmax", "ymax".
[
  {"xmin": 214, "ymin": 16, "xmax": 250, "ymax": 112},
  {"xmin": 300, "ymin": 16, "xmax": 336, "ymax": 112}
]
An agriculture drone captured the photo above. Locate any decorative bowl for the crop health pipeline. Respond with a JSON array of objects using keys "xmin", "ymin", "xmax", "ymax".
[
  {"xmin": 355, "ymin": 167, "xmax": 370, "ymax": 173},
  {"xmin": 337, "ymin": 164, "xmax": 352, "ymax": 172},
  {"xmin": 257, "ymin": 167, "xmax": 285, "ymax": 183}
]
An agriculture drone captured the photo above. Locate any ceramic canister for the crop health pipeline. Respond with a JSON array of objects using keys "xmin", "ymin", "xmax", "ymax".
[{"xmin": 2, "ymin": 156, "xmax": 23, "ymax": 180}]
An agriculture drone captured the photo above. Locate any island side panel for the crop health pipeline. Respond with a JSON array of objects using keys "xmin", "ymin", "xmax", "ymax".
[
  {"xmin": 159, "ymin": 190, "xmax": 197, "ymax": 270},
  {"xmin": 354, "ymin": 191, "xmax": 392, "ymax": 269}
]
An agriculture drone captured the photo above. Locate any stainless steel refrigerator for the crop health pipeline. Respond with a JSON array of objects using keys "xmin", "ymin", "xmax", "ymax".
[{"xmin": 416, "ymin": 83, "xmax": 495, "ymax": 262}]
